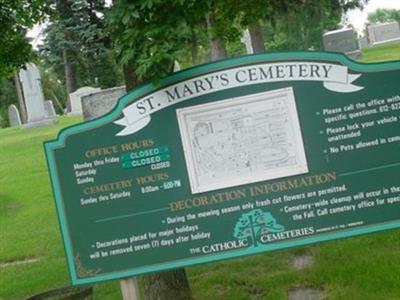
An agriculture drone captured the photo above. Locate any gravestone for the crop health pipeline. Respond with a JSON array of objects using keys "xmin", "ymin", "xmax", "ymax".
[
  {"xmin": 69, "ymin": 86, "xmax": 101, "ymax": 115},
  {"xmin": 322, "ymin": 28, "xmax": 361, "ymax": 58},
  {"xmin": 8, "ymin": 104, "xmax": 22, "ymax": 127},
  {"xmin": 358, "ymin": 36, "xmax": 369, "ymax": 49},
  {"xmin": 81, "ymin": 86, "xmax": 126, "ymax": 120},
  {"xmin": 241, "ymin": 29, "xmax": 254, "ymax": 54},
  {"xmin": 367, "ymin": 22, "xmax": 400, "ymax": 46},
  {"xmin": 287, "ymin": 289, "xmax": 325, "ymax": 300},
  {"xmin": 173, "ymin": 61, "xmax": 181, "ymax": 72},
  {"xmin": 292, "ymin": 253, "xmax": 314, "ymax": 270},
  {"xmin": 18, "ymin": 63, "xmax": 56, "ymax": 128},
  {"xmin": 44, "ymin": 100, "xmax": 57, "ymax": 117}
]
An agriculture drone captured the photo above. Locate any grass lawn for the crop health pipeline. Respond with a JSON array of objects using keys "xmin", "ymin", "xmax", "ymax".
[
  {"xmin": 1, "ymin": 44, "xmax": 400, "ymax": 300},
  {"xmin": 360, "ymin": 43, "xmax": 400, "ymax": 62},
  {"xmin": 0, "ymin": 116, "xmax": 122, "ymax": 300}
]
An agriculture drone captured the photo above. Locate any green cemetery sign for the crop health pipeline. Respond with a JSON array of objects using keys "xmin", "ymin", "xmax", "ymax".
[{"xmin": 44, "ymin": 52, "xmax": 400, "ymax": 285}]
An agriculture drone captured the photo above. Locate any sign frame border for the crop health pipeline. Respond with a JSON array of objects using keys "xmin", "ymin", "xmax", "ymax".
[{"xmin": 44, "ymin": 51, "xmax": 400, "ymax": 285}]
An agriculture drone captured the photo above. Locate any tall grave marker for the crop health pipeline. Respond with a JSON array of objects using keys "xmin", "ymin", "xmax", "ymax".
[
  {"xmin": 19, "ymin": 63, "xmax": 56, "ymax": 128},
  {"xmin": 45, "ymin": 52, "xmax": 400, "ymax": 285}
]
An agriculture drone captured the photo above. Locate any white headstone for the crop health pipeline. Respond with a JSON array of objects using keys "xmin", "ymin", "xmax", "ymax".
[
  {"xmin": 367, "ymin": 22, "xmax": 400, "ymax": 46},
  {"xmin": 69, "ymin": 86, "xmax": 101, "ymax": 115},
  {"xmin": 173, "ymin": 61, "xmax": 181, "ymax": 72},
  {"xmin": 322, "ymin": 28, "xmax": 361, "ymax": 58},
  {"xmin": 8, "ymin": 104, "xmax": 22, "ymax": 127},
  {"xmin": 44, "ymin": 100, "xmax": 56, "ymax": 117},
  {"xmin": 18, "ymin": 63, "xmax": 47, "ymax": 123},
  {"xmin": 358, "ymin": 36, "xmax": 369, "ymax": 49},
  {"xmin": 241, "ymin": 30, "xmax": 254, "ymax": 54}
]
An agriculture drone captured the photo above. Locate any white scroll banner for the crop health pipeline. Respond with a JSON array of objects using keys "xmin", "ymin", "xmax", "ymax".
[{"xmin": 114, "ymin": 62, "xmax": 364, "ymax": 136}]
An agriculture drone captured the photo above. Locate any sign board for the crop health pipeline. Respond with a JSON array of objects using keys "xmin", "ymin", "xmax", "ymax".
[{"xmin": 44, "ymin": 52, "xmax": 400, "ymax": 285}]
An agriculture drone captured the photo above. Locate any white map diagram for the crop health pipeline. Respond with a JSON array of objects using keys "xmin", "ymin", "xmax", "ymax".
[{"xmin": 177, "ymin": 87, "xmax": 308, "ymax": 193}]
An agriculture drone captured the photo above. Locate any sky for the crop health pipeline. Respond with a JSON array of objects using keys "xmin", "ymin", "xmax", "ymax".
[{"xmin": 27, "ymin": 0, "xmax": 400, "ymax": 48}]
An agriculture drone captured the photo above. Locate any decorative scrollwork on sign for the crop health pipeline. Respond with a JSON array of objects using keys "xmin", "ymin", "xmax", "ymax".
[{"xmin": 74, "ymin": 253, "xmax": 101, "ymax": 278}]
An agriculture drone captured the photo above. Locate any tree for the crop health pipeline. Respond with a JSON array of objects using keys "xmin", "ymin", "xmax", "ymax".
[
  {"xmin": 107, "ymin": 2, "xmax": 214, "ymax": 298},
  {"xmin": 205, "ymin": 11, "xmax": 228, "ymax": 60},
  {"xmin": 262, "ymin": 0, "xmax": 368, "ymax": 51},
  {"xmin": 0, "ymin": 79, "xmax": 18, "ymax": 127},
  {"xmin": 0, "ymin": 0, "xmax": 48, "ymax": 126},
  {"xmin": 107, "ymin": 1, "xmax": 196, "ymax": 82},
  {"xmin": 40, "ymin": 66, "xmax": 68, "ymax": 114},
  {"xmin": 40, "ymin": 0, "xmax": 121, "ymax": 110},
  {"xmin": 368, "ymin": 8, "xmax": 400, "ymax": 24},
  {"xmin": 222, "ymin": 0, "xmax": 295, "ymax": 53},
  {"xmin": 0, "ymin": 0, "xmax": 48, "ymax": 79}
]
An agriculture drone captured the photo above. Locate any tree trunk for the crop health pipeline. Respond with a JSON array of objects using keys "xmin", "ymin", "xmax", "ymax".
[
  {"xmin": 14, "ymin": 74, "xmax": 27, "ymax": 124},
  {"xmin": 205, "ymin": 13, "xmax": 227, "ymax": 61},
  {"xmin": 248, "ymin": 23, "xmax": 265, "ymax": 53},
  {"xmin": 190, "ymin": 27, "xmax": 198, "ymax": 65},
  {"xmin": 62, "ymin": 47, "xmax": 78, "ymax": 112},
  {"xmin": 122, "ymin": 65, "xmax": 193, "ymax": 300},
  {"xmin": 143, "ymin": 269, "xmax": 192, "ymax": 300},
  {"xmin": 57, "ymin": 0, "xmax": 77, "ymax": 113},
  {"xmin": 123, "ymin": 64, "xmax": 139, "ymax": 93}
]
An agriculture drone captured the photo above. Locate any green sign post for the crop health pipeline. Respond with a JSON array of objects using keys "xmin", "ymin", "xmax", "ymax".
[{"xmin": 44, "ymin": 52, "xmax": 400, "ymax": 285}]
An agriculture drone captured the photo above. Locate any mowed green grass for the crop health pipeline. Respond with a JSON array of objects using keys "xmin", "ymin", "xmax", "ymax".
[
  {"xmin": 360, "ymin": 43, "xmax": 400, "ymax": 62},
  {"xmin": 1, "ymin": 44, "xmax": 400, "ymax": 300},
  {"xmin": 0, "ymin": 117, "xmax": 121, "ymax": 300}
]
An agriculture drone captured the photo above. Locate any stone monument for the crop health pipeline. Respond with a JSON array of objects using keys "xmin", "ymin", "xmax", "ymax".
[
  {"xmin": 81, "ymin": 86, "xmax": 126, "ymax": 120},
  {"xmin": 173, "ymin": 61, "xmax": 181, "ymax": 72},
  {"xmin": 241, "ymin": 29, "xmax": 254, "ymax": 54},
  {"xmin": 367, "ymin": 22, "xmax": 400, "ymax": 46},
  {"xmin": 44, "ymin": 100, "xmax": 57, "ymax": 117},
  {"xmin": 18, "ymin": 63, "xmax": 56, "ymax": 128},
  {"xmin": 8, "ymin": 104, "xmax": 22, "ymax": 127},
  {"xmin": 69, "ymin": 86, "xmax": 101, "ymax": 115},
  {"xmin": 358, "ymin": 36, "xmax": 369, "ymax": 49},
  {"xmin": 322, "ymin": 28, "xmax": 361, "ymax": 58}
]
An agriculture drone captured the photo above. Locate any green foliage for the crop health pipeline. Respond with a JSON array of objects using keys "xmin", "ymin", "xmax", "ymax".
[
  {"xmin": 0, "ymin": 79, "xmax": 18, "ymax": 127},
  {"xmin": 39, "ymin": 67, "xmax": 67, "ymax": 114},
  {"xmin": 107, "ymin": 0, "xmax": 368, "ymax": 83},
  {"xmin": 0, "ymin": 0, "xmax": 48, "ymax": 79},
  {"xmin": 107, "ymin": 0, "xmax": 197, "ymax": 81},
  {"xmin": 40, "ymin": 0, "xmax": 122, "ymax": 93},
  {"xmin": 223, "ymin": 0, "xmax": 290, "ymax": 28},
  {"xmin": 107, "ymin": 0, "xmax": 256, "ymax": 81},
  {"xmin": 368, "ymin": 8, "xmax": 400, "ymax": 24},
  {"xmin": 263, "ymin": 0, "xmax": 368, "ymax": 51}
]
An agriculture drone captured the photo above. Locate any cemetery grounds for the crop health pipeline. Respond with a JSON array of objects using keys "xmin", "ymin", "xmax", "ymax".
[{"xmin": 0, "ymin": 43, "xmax": 400, "ymax": 300}]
